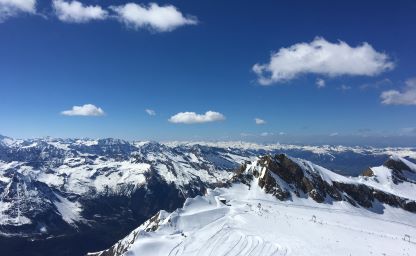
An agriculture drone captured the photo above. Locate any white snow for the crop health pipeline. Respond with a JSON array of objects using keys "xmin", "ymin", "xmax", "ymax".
[
  {"xmin": 36, "ymin": 159, "xmax": 150, "ymax": 195},
  {"xmin": 102, "ymin": 179, "xmax": 416, "ymax": 256},
  {"xmin": 290, "ymin": 157, "xmax": 353, "ymax": 185},
  {"xmin": 0, "ymin": 137, "xmax": 15, "ymax": 146},
  {"xmin": 75, "ymin": 139, "xmax": 99, "ymax": 146},
  {"xmin": 357, "ymin": 166, "xmax": 416, "ymax": 201},
  {"xmin": 0, "ymin": 202, "xmax": 32, "ymax": 226},
  {"xmin": 53, "ymin": 193, "xmax": 83, "ymax": 225}
]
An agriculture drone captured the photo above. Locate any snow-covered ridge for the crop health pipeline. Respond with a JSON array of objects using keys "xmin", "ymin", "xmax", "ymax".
[
  {"xmin": 244, "ymin": 154, "xmax": 416, "ymax": 208},
  {"xmin": 91, "ymin": 154, "xmax": 416, "ymax": 256}
]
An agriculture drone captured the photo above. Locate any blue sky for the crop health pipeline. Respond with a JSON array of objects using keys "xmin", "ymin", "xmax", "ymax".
[{"xmin": 1, "ymin": 0, "xmax": 416, "ymax": 145}]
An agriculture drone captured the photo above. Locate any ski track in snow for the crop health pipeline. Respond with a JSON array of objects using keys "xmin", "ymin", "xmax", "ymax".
[
  {"xmin": 116, "ymin": 180, "xmax": 416, "ymax": 256},
  {"xmin": 168, "ymin": 224, "xmax": 285, "ymax": 256}
]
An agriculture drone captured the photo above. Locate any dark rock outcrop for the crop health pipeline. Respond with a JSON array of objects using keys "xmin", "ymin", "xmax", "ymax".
[{"xmin": 241, "ymin": 154, "xmax": 416, "ymax": 213}]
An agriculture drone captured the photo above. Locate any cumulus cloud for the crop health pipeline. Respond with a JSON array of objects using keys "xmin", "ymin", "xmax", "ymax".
[
  {"xmin": 145, "ymin": 109, "xmax": 156, "ymax": 116},
  {"xmin": 253, "ymin": 37, "xmax": 394, "ymax": 85},
  {"xmin": 0, "ymin": 0, "xmax": 36, "ymax": 21},
  {"xmin": 169, "ymin": 111, "xmax": 225, "ymax": 124},
  {"xmin": 380, "ymin": 78, "xmax": 416, "ymax": 105},
  {"xmin": 61, "ymin": 104, "xmax": 105, "ymax": 116},
  {"xmin": 110, "ymin": 2, "xmax": 197, "ymax": 32},
  {"xmin": 53, "ymin": 0, "xmax": 108, "ymax": 23},
  {"xmin": 316, "ymin": 78, "xmax": 325, "ymax": 88},
  {"xmin": 255, "ymin": 118, "xmax": 266, "ymax": 125}
]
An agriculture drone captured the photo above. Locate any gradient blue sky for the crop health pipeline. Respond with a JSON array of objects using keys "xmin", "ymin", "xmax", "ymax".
[{"xmin": 1, "ymin": 0, "xmax": 416, "ymax": 145}]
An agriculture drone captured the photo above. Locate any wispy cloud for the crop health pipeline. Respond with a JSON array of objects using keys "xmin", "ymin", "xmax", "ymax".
[
  {"xmin": 0, "ymin": 0, "xmax": 36, "ymax": 22},
  {"xmin": 53, "ymin": 0, "xmax": 108, "ymax": 23},
  {"xmin": 316, "ymin": 78, "xmax": 326, "ymax": 88},
  {"xmin": 110, "ymin": 3, "xmax": 197, "ymax": 32},
  {"xmin": 255, "ymin": 118, "xmax": 266, "ymax": 125},
  {"xmin": 253, "ymin": 37, "xmax": 394, "ymax": 85},
  {"xmin": 61, "ymin": 104, "xmax": 105, "ymax": 116},
  {"xmin": 360, "ymin": 78, "xmax": 392, "ymax": 90},
  {"xmin": 330, "ymin": 132, "xmax": 339, "ymax": 136},
  {"xmin": 380, "ymin": 78, "xmax": 416, "ymax": 105},
  {"xmin": 145, "ymin": 109, "xmax": 156, "ymax": 116},
  {"xmin": 169, "ymin": 111, "xmax": 225, "ymax": 124},
  {"xmin": 260, "ymin": 132, "xmax": 273, "ymax": 136}
]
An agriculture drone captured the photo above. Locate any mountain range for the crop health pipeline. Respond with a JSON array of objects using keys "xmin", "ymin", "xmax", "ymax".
[{"xmin": 0, "ymin": 135, "xmax": 415, "ymax": 255}]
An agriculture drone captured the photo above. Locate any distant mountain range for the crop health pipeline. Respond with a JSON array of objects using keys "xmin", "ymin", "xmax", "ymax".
[{"xmin": 0, "ymin": 135, "xmax": 415, "ymax": 255}]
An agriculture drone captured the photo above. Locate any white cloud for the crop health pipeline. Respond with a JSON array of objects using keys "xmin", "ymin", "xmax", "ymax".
[
  {"xmin": 255, "ymin": 118, "xmax": 266, "ymax": 125},
  {"xmin": 330, "ymin": 132, "xmax": 339, "ymax": 137},
  {"xmin": 111, "ymin": 3, "xmax": 197, "ymax": 32},
  {"xmin": 316, "ymin": 78, "xmax": 325, "ymax": 88},
  {"xmin": 169, "ymin": 111, "xmax": 225, "ymax": 124},
  {"xmin": 260, "ymin": 132, "xmax": 273, "ymax": 137},
  {"xmin": 145, "ymin": 109, "xmax": 156, "ymax": 116},
  {"xmin": 380, "ymin": 78, "xmax": 416, "ymax": 105},
  {"xmin": 61, "ymin": 104, "xmax": 105, "ymax": 116},
  {"xmin": 279, "ymin": 132, "xmax": 286, "ymax": 135},
  {"xmin": 0, "ymin": 0, "xmax": 36, "ymax": 21},
  {"xmin": 253, "ymin": 37, "xmax": 394, "ymax": 85},
  {"xmin": 53, "ymin": 0, "xmax": 108, "ymax": 23}
]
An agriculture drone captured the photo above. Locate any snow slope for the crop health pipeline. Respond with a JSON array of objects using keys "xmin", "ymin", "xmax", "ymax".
[
  {"xmin": 91, "ymin": 180, "xmax": 416, "ymax": 256},
  {"xmin": 91, "ymin": 155, "xmax": 416, "ymax": 256}
]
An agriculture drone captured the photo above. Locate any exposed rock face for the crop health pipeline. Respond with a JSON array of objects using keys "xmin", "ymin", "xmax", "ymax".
[
  {"xmin": 237, "ymin": 154, "xmax": 416, "ymax": 213},
  {"xmin": 384, "ymin": 158, "xmax": 411, "ymax": 172},
  {"xmin": 249, "ymin": 154, "xmax": 336, "ymax": 203},
  {"xmin": 362, "ymin": 168, "xmax": 374, "ymax": 177}
]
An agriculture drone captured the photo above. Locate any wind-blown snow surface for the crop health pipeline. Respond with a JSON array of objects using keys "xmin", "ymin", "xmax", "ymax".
[{"xmin": 92, "ymin": 179, "xmax": 416, "ymax": 256}]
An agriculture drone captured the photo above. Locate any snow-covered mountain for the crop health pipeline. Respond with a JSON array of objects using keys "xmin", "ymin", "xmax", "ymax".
[
  {"xmin": 1, "ymin": 135, "xmax": 416, "ymax": 255},
  {"xmin": 0, "ymin": 136, "xmax": 253, "ymax": 255},
  {"xmin": 91, "ymin": 154, "xmax": 416, "ymax": 256}
]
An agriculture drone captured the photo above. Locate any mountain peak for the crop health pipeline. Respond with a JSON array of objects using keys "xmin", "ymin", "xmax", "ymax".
[
  {"xmin": 237, "ymin": 154, "xmax": 416, "ymax": 212},
  {"xmin": 384, "ymin": 155, "xmax": 416, "ymax": 173}
]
